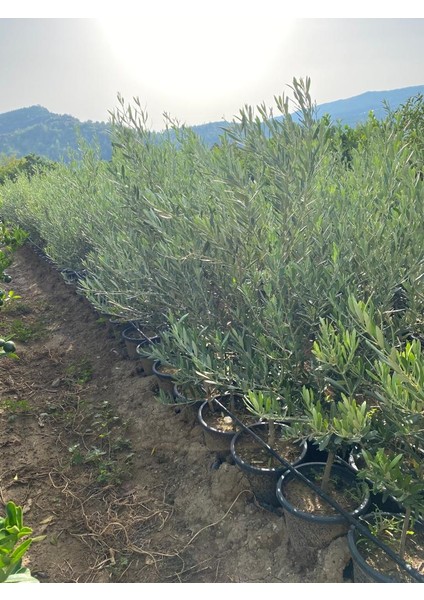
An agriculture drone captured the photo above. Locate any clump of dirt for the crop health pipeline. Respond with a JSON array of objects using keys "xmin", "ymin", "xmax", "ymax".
[{"xmin": 0, "ymin": 244, "xmax": 351, "ymax": 583}]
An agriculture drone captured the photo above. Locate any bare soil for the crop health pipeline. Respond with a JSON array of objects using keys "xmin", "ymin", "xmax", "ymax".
[{"xmin": 0, "ymin": 244, "xmax": 353, "ymax": 584}]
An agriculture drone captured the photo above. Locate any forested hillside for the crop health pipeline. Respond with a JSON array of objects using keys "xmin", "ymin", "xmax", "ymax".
[
  {"xmin": 0, "ymin": 84, "xmax": 423, "ymax": 161},
  {"xmin": 0, "ymin": 105, "xmax": 111, "ymax": 161}
]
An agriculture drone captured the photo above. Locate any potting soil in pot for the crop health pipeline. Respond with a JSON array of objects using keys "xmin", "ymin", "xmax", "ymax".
[
  {"xmin": 350, "ymin": 514, "xmax": 424, "ymax": 583},
  {"xmin": 277, "ymin": 463, "xmax": 370, "ymax": 570}
]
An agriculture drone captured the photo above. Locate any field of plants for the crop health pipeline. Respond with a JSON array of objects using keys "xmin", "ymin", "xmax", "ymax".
[{"xmin": 0, "ymin": 78, "xmax": 423, "ymax": 583}]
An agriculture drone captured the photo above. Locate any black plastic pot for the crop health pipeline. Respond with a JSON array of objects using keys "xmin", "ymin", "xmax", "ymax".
[
  {"xmin": 136, "ymin": 336, "xmax": 161, "ymax": 375},
  {"xmin": 307, "ymin": 441, "xmax": 358, "ymax": 470},
  {"xmin": 230, "ymin": 422, "xmax": 308, "ymax": 507},
  {"xmin": 104, "ymin": 319, "xmax": 127, "ymax": 341},
  {"xmin": 60, "ymin": 268, "xmax": 87, "ymax": 286},
  {"xmin": 197, "ymin": 394, "xmax": 247, "ymax": 460},
  {"xmin": 173, "ymin": 383, "xmax": 205, "ymax": 408},
  {"xmin": 347, "ymin": 512, "xmax": 424, "ymax": 583},
  {"xmin": 60, "ymin": 268, "xmax": 79, "ymax": 286},
  {"xmin": 121, "ymin": 325, "xmax": 154, "ymax": 360},
  {"xmin": 152, "ymin": 360, "xmax": 178, "ymax": 396},
  {"xmin": 276, "ymin": 462, "xmax": 371, "ymax": 569}
]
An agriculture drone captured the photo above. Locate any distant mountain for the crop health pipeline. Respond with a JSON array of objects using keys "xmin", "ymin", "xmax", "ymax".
[
  {"xmin": 0, "ymin": 105, "xmax": 112, "ymax": 162},
  {"xmin": 0, "ymin": 85, "xmax": 423, "ymax": 161},
  {"xmin": 195, "ymin": 84, "xmax": 424, "ymax": 142},
  {"xmin": 313, "ymin": 85, "xmax": 424, "ymax": 126}
]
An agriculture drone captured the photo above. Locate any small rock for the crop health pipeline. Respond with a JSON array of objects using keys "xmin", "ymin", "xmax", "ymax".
[
  {"xmin": 38, "ymin": 413, "xmax": 49, "ymax": 427},
  {"xmin": 315, "ymin": 535, "xmax": 351, "ymax": 583},
  {"xmin": 51, "ymin": 378, "xmax": 61, "ymax": 388},
  {"xmin": 33, "ymin": 571, "xmax": 49, "ymax": 580}
]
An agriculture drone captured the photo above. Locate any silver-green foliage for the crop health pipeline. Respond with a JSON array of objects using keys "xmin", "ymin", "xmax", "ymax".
[{"xmin": 1, "ymin": 78, "xmax": 424, "ymax": 398}]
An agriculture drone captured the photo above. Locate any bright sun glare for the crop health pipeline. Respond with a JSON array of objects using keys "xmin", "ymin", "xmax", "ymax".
[{"xmin": 97, "ymin": 16, "xmax": 296, "ymax": 123}]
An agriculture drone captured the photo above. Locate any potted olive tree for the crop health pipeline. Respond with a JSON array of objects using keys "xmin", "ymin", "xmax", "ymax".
[
  {"xmin": 275, "ymin": 385, "xmax": 373, "ymax": 568},
  {"xmin": 348, "ymin": 450, "xmax": 424, "ymax": 582},
  {"xmin": 142, "ymin": 314, "xmax": 250, "ymax": 459},
  {"xmin": 230, "ymin": 389, "xmax": 308, "ymax": 507},
  {"xmin": 346, "ymin": 296, "xmax": 424, "ymax": 582}
]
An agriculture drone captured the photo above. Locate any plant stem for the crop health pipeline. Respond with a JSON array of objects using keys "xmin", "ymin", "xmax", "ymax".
[
  {"xmin": 267, "ymin": 419, "xmax": 275, "ymax": 447},
  {"xmin": 267, "ymin": 420, "xmax": 276, "ymax": 469},
  {"xmin": 399, "ymin": 505, "xmax": 412, "ymax": 560},
  {"xmin": 321, "ymin": 449, "xmax": 335, "ymax": 493}
]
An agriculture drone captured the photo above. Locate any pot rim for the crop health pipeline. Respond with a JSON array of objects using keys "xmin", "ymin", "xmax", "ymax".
[
  {"xmin": 173, "ymin": 383, "xmax": 205, "ymax": 405},
  {"xmin": 136, "ymin": 336, "xmax": 161, "ymax": 357},
  {"xmin": 197, "ymin": 396, "xmax": 245, "ymax": 437},
  {"xmin": 347, "ymin": 511, "xmax": 423, "ymax": 583},
  {"xmin": 152, "ymin": 360, "xmax": 178, "ymax": 380},
  {"xmin": 276, "ymin": 461, "xmax": 371, "ymax": 524},
  {"xmin": 139, "ymin": 334, "xmax": 161, "ymax": 346},
  {"xmin": 230, "ymin": 421, "xmax": 308, "ymax": 474},
  {"xmin": 122, "ymin": 326, "xmax": 145, "ymax": 342}
]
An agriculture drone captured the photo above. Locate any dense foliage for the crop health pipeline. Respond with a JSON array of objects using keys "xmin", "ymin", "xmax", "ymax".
[{"xmin": 1, "ymin": 80, "xmax": 423, "ymax": 550}]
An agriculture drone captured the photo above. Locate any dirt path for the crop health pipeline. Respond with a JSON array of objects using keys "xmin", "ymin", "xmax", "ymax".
[{"xmin": 0, "ymin": 244, "xmax": 349, "ymax": 584}]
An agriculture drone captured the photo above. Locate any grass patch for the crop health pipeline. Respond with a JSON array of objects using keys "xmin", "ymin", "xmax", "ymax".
[
  {"xmin": 0, "ymin": 397, "xmax": 32, "ymax": 414},
  {"xmin": 66, "ymin": 399, "xmax": 133, "ymax": 486},
  {"xmin": 64, "ymin": 358, "xmax": 94, "ymax": 386},
  {"xmin": 0, "ymin": 318, "xmax": 45, "ymax": 342},
  {"xmin": 2, "ymin": 301, "xmax": 33, "ymax": 316}
]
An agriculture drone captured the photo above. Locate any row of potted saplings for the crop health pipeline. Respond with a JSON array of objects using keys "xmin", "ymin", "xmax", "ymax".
[{"xmin": 120, "ymin": 305, "xmax": 424, "ymax": 584}]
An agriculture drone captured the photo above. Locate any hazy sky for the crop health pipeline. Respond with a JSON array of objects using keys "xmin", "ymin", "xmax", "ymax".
[{"xmin": 1, "ymin": 6, "xmax": 424, "ymax": 130}]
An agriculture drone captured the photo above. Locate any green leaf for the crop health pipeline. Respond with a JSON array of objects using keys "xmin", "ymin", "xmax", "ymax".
[
  {"xmin": 3, "ymin": 567, "xmax": 39, "ymax": 583},
  {"xmin": 5, "ymin": 503, "xmax": 18, "ymax": 528},
  {"xmin": 10, "ymin": 539, "xmax": 32, "ymax": 564},
  {"xmin": 389, "ymin": 454, "xmax": 403, "ymax": 469}
]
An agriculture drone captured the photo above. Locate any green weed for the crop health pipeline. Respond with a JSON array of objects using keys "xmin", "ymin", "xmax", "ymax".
[
  {"xmin": 0, "ymin": 397, "xmax": 31, "ymax": 414},
  {"xmin": 64, "ymin": 358, "xmax": 93, "ymax": 385},
  {"xmin": 0, "ymin": 317, "xmax": 45, "ymax": 342},
  {"xmin": 2, "ymin": 301, "xmax": 33, "ymax": 316},
  {"xmin": 67, "ymin": 400, "xmax": 133, "ymax": 486}
]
